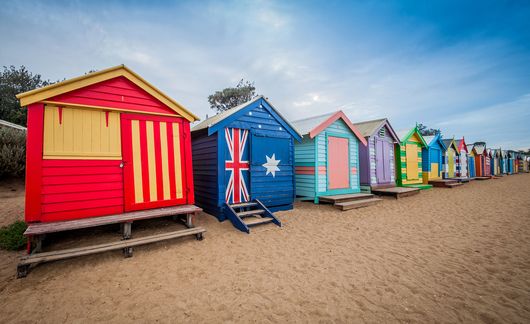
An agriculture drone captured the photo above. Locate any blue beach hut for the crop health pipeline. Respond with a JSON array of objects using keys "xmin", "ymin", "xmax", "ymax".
[
  {"xmin": 191, "ymin": 96, "xmax": 302, "ymax": 233},
  {"xmin": 421, "ymin": 133, "xmax": 446, "ymax": 183}
]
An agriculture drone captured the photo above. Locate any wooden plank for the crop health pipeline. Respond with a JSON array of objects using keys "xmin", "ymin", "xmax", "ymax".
[
  {"xmin": 19, "ymin": 227, "xmax": 205, "ymax": 265},
  {"xmin": 244, "ymin": 217, "xmax": 273, "ymax": 226},
  {"xmin": 236, "ymin": 209, "xmax": 265, "ymax": 217},
  {"xmin": 25, "ymin": 205, "xmax": 202, "ymax": 236}
]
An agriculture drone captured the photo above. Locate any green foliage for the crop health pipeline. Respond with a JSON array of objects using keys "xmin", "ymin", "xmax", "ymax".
[
  {"xmin": 0, "ymin": 126, "xmax": 26, "ymax": 178},
  {"xmin": 208, "ymin": 79, "xmax": 258, "ymax": 113},
  {"xmin": 417, "ymin": 123, "xmax": 441, "ymax": 136},
  {"xmin": 0, "ymin": 65, "xmax": 53, "ymax": 126},
  {"xmin": 0, "ymin": 221, "xmax": 27, "ymax": 251}
]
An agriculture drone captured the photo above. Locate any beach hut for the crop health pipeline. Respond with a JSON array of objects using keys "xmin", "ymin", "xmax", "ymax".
[
  {"xmin": 472, "ymin": 142, "xmax": 490, "ymax": 177},
  {"xmin": 442, "ymin": 138, "xmax": 459, "ymax": 179},
  {"xmin": 17, "ymin": 65, "xmax": 200, "ymax": 223},
  {"xmin": 507, "ymin": 150, "xmax": 514, "ymax": 174},
  {"xmin": 499, "ymin": 149, "xmax": 508, "ymax": 174},
  {"xmin": 487, "ymin": 149, "xmax": 496, "ymax": 176},
  {"xmin": 395, "ymin": 126, "xmax": 431, "ymax": 189},
  {"xmin": 466, "ymin": 144, "xmax": 476, "ymax": 178},
  {"xmin": 15, "ymin": 65, "xmax": 206, "ymax": 275},
  {"xmin": 191, "ymin": 96, "xmax": 302, "ymax": 233},
  {"xmin": 455, "ymin": 137, "xmax": 469, "ymax": 178},
  {"xmin": 352, "ymin": 118, "xmax": 399, "ymax": 190},
  {"xmin": 421, "ymin": 134, "xmax": 446, "ymax": 183},
  {"xmin": 291, "ymin": 111, "xmax": 381, "ymax": 210}
]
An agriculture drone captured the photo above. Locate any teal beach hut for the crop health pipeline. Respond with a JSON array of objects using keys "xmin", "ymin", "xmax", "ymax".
[{"xmin": 291, "ymin": 111, "xmax": 367, "ymax": 204}]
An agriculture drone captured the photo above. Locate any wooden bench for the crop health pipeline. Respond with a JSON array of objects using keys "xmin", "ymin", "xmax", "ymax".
[{"xmin": 17, "ymin": 205, "xmax": 205, "ymax": 278}]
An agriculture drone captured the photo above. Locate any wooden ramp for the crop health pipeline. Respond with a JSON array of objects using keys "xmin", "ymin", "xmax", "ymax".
[
  {"xmin": 475, "ymin": 176, "xmax": 491, "ymax": 180},
  {"xmin": 428, "ymin": 179, "xmax": 463, "ymax": 188},
  {"xmin": 371, "ymin": 186, "xmax": 420, "ymax": 199},
  {"xmin": 319, "ymin": 193, "xmax": 382, "ymax": 211},
  {"xmin": 18, "ymin": 205, "xmax": 205, "ymax": 278}
]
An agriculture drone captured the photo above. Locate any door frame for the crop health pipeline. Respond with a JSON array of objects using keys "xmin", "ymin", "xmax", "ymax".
[
  {"xmin": 325, "ymin": 132, "xmax": 351, "ymax": 193},
  {"xmin": 121, "ymin": 113, "xmax": 187, "ymax": 212}
]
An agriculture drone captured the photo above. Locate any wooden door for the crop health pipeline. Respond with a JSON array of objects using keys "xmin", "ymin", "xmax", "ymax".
[
  {"xmin": 328, "ymin": 136, "xmax": 350, "ymax": 189},
  {"xmin": 376, "ymin": 139, "xmax": 392, "ymax": 183},
  {"xmin": 121, "ymin": 114, "xmax": 186, "ymax": 211},
  {"xmin": 405, "ymin": 144, "xmax": 418, "ymax": 180}
]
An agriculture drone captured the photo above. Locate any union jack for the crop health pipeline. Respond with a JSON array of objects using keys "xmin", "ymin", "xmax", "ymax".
[{"xmin": 225, "ymin": 128, "xmax": 250, "ymax": 204}]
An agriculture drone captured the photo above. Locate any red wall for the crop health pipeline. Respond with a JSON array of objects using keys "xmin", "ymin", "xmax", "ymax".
[{"xmin": 40, "ymin": 160, "xmax": 124, "ymax": 222}]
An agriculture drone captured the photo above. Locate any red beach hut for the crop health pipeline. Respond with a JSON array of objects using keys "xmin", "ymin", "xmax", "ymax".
[{"xmin": 17, "ymin": 65, "xmax": 199, "ymax": 223}]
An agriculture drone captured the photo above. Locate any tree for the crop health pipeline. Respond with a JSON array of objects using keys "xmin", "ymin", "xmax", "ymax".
[
  {"xmin": 0, "ymin": 66, "xmax": 53, "ymax": 126},
  {"xmin": 417, "ymin": 123, "xmax": 441, "ymax": 136},
  {"xmin": 208, "ymin": 79, "xmax": 258, "ymax": 113}
]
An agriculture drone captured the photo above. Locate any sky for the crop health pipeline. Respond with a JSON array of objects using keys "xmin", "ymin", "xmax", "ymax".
[{"xmin": 1, "ymin": 0, "xmax": 529, "ymax": 150}]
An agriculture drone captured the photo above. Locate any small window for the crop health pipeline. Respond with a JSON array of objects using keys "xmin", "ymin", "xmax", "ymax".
[{"xmin": 378, "ymin": 128, "xmax": 386, "ymax": 138}]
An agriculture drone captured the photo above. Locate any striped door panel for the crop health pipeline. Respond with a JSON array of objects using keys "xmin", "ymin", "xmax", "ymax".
[{"xmin": 121, "ymin": 114, "xmax": 186, "ymax": 211}]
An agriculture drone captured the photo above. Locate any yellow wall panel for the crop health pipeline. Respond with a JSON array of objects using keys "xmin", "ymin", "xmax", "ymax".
[{"xmin": 43, "ymin": 105, "xmax": 122, "ymax": 159}]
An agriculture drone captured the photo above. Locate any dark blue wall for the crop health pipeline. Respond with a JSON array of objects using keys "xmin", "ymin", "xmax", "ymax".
[{"xmin": 191, "ymin": 130, "xmax": 218, "ymax": 216}]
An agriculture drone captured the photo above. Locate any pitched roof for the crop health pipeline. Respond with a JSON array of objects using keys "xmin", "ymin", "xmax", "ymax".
[
  {"xmin": 191, "ymin": 96, "xmax": 302, "ymax": 140},
  {"xmin": 16, "ymin": 65, "xmax": 199, "ymax": 122},
  {"xmin": 291, "ymin": 111, "xmax": 367, "ymax": 145},
  {"xmin": 352, "ymin": 118, "xmax": 399, "ymax": 142}
]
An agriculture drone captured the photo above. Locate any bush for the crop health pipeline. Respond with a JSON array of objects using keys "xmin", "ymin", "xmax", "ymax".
[
  {"xmin": 0, "ymin": 126, "xmax": 26, "ymax": 179},
  {"xmin": 0, "ymin": 221, "xmax": 27, "ymax": 250}
]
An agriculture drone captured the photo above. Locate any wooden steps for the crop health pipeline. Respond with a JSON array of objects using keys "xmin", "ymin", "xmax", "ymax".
[
  {"xmin": 225, "ymin": 199, "xmax": 281, "ymax": 233},
  {"xmin": 318, "ymin": 193, "xmax": 382, "ymax": 211},
  {"xmin": 318, "ymin": 193, "xmax": 374, "ymax": 204},
  {"xmin": 404, "ymin": 184, "xmax": 433, "ymax": 190},
  {"xmin": 475, "ymin": 176, "xmax": 491, "ymax": 180},
  {"xmin": 371, "ymin": 186, "xmax": 420, "ymax": 199},
  {"xmin": 428, "ymin": 179, "xmax": 462, "ymax": 188},
  {"xmin": 335, "ymin": 198, "xmax": 382, "ymax": 211}
]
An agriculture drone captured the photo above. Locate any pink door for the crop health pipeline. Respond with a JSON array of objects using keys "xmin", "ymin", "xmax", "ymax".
[{"xmin": 328, "ymin": 136, "xmax": 349, "ymax": 189}]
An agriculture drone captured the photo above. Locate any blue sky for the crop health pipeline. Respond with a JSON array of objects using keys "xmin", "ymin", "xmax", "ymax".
[{"xmin": 1, "ymin": 0, "xmax": 529, "ymax": 149}]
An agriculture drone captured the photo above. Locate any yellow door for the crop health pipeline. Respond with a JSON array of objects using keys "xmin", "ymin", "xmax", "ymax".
[
  {"xmin": 431, "ymin": 163, "xmax": 439, "ymax": 179},
  {"xmin": 406, "ymin": 144, "xmax": 418, "ymax": 180}
]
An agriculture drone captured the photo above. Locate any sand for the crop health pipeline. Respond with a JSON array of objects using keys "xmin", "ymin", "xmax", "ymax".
[{"xmin": 0, "ymin": 174, "xmax": 529, "ymax": 323}]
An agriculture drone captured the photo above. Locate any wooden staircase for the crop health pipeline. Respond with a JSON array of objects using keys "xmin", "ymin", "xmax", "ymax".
[
  {"xmin": 225, "ymin": 199, "xmax": 281, "ymax": 233},
  {"xmin": 319, "ymin": 193, "xmax": 382, "ymax": 211}
]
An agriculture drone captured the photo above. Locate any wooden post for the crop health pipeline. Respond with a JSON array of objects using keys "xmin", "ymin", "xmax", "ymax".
[{"xmin": 122, "ymin": 222, "xmax": 132, "ymax": 240}]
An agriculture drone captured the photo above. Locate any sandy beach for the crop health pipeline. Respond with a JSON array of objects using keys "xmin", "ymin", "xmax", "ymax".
[{"xmin": 0, "ymin": 174, "xmax": 529, "ymax": 323}]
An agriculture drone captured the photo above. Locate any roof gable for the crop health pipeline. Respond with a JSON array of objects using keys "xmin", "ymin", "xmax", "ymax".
[
  {"xmin": 423, "ymin": 133, "xmax": 446, "ymax": 150},
  {"xmin": 192, "ymin": 96, "xmax": 302, "ymax": 141},
  {"xmin": 455, "ymin": 137, "xmax": 469, "ymax": 153},
  {"xmin": 16, "ymin": 65, "xmax": 198, "ymax": 122},
  {"xmin": 442, "ymin": 138, "xmax": 458, "ymax": 152},
  {"xmin": 292, "ymin": 111, "xmax": 367, "ymax": 146},
  {"xmin": 352, "ymin": 118, "xmax": 399, "ymax": 142},
  {"xmin": 46, "ymin": 76, "xmax": 177, "ymax": 116},
  {"xmin": 398, "ymin": 126, "xmax": 428, "ymax": 147}
]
